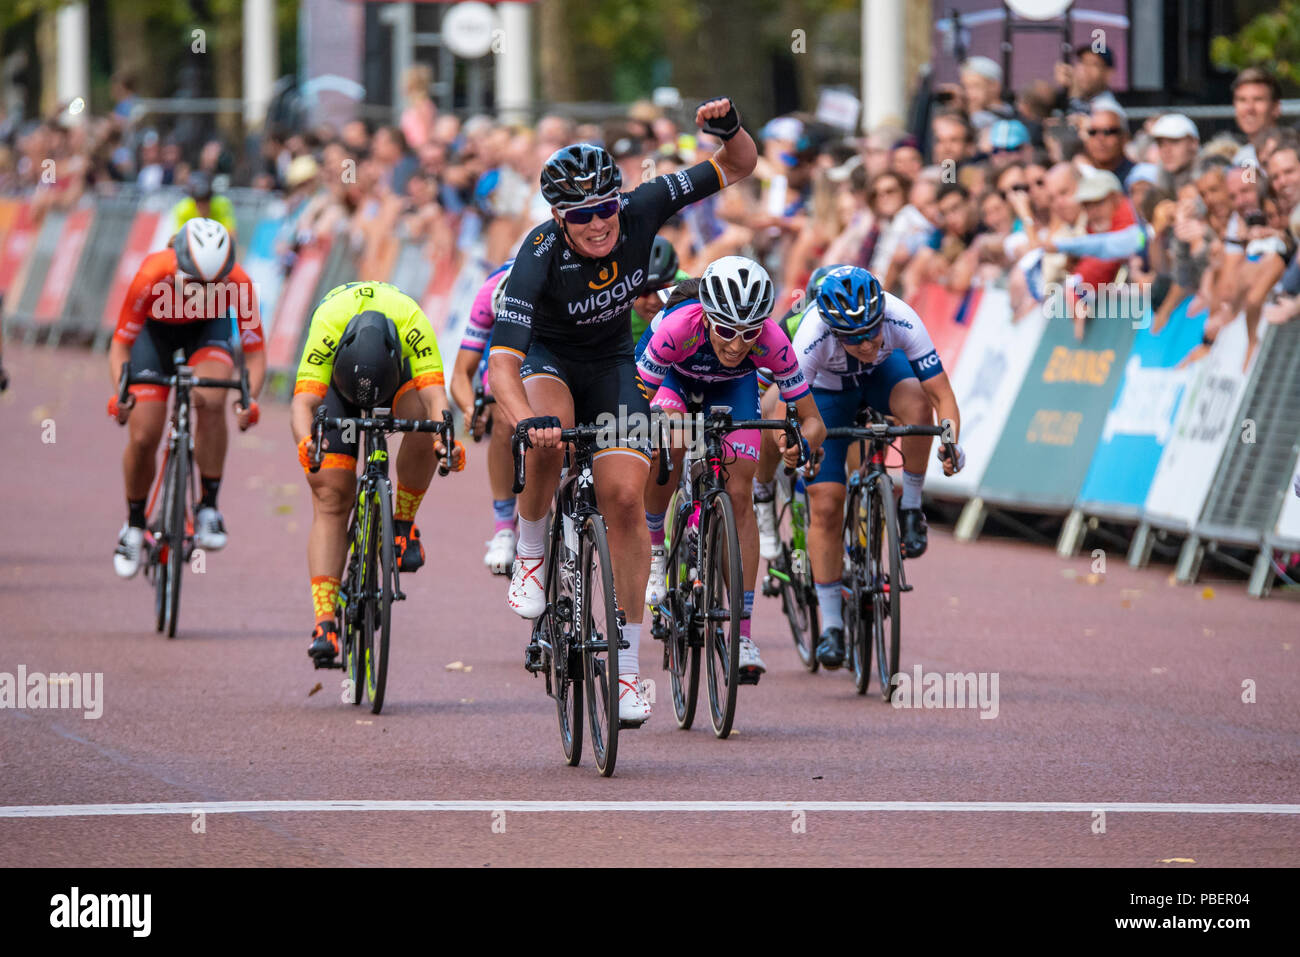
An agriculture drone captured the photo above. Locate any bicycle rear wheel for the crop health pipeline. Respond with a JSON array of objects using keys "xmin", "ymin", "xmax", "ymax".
[
  {"xmin": 164, "ymin": 439, "xmax": 189, "ymax": 638},
  {"xmin": 870, "ymin": 474, "xmax": 903, "ymax": 701},
  {"xmin": 364, "ymin": 479, "xmax": 395, "ymax": 714},
  {"xmin": 702, "ymin": 492, "xmax": 743, "ymax": 739},
  {"xmin": 580, "ymin": 514, "xmax": 620, "ymax": 776},
  {"xmin": 665, "ymin": 495, "xmax": 700, "ymax": 730},
  {"xmin": 846, "ymin": 482, "xmax": 871, "ymax": 695}
]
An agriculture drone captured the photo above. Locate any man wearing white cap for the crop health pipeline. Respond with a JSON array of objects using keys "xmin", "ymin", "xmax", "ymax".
[
  {"xmin": 1044, "ymin": 169, "xmax": 1142, "ymax": 339},
  {"xmin": 961, "ymin": 56, "xmax": 1015, "ymax": 130},
  {"xmin": 1151, "ymin": 113, "xmax": 1199, "ymax": 194}
]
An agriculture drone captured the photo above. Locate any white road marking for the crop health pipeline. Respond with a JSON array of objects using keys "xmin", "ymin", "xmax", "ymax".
[{"xmin": 2, "ymin": 800, "xmax": 1299, "ymax": 818}]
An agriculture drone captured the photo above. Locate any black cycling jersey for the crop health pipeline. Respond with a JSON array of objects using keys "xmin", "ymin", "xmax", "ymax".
[{"xmin": 489, "ymin": 160, "xmax": 725, "ymax": 364}]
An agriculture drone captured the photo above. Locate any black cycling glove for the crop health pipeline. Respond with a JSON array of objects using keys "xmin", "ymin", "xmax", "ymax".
[
  {"xmin": 517, "ymin": 415, "xmax": 562, "ymax": 447},
  {"xmin": 698, "ymin": 97, "xmax": 741, "ymax": 141}
]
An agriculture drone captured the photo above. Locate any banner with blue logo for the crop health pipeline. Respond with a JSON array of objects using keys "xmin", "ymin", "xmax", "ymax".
[{"xmin": 1076, "ymin": 298, "xmax": 1208, "ymax": 515}]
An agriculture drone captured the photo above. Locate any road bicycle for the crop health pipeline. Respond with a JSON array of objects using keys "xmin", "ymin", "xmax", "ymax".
[
  {"xmin": 115, "ymin": 351, "xmax": 249, "ymax": 638},
  {"xmin": 308, "ymin": 405, "xmax": 454, "ymax": 714},
  {"xmin": 827, "ymin": 409, "xmax": 956, "ymax": 699},
  {"xmin": 513, "ymin": 424, "xmax": 668, "ymax": 776},
  {"xmin": 651, "ymin": 404, "xmax": 805, "ymax": 738}
]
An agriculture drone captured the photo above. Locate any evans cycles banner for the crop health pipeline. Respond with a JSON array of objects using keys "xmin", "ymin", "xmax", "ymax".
[
  {"xmin": 1076, "ymin": 298, "xmax": 1208, "ymax": 515},
  {"xmin": 925, "ymin": 287, "xmax": 1047, "ymax": 498},
  {"xmin": 978, "ymin": 301, "xmax": 1136, "ymax": 510}
]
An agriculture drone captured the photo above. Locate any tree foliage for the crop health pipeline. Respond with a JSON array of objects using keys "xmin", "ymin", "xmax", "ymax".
[{"xmin": 1211, "ymin": 0, "xmax": 1300, "ymax": 91}]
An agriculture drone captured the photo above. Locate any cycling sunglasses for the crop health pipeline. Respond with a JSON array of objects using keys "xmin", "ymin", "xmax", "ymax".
[
  {"xmin": 832, "ymin": 326, "xmax": 881, "ymax": 346},
  {"xmin": 708, "ymin": 318, "xmax": 763, "ymax": 343},
  {"xmin": 561, "ymin": 197, "xmax": 621, "ymax": 224}
]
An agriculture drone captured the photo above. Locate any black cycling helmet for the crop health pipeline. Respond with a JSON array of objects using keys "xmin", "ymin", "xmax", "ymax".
[
  {"xmin": 332, "ymin": 311, "xmax": 402, "ymax": 409},
  {"xmin": 187, "ymin": 171, "xmax": 214, "ymax": 201},
  {"xmin": 540, "ymin": 143, "xmax": 621, "ymax": 208},
  {"xmin": 645, "ymin": 236, "xmax": 679, "ymax": 289}
]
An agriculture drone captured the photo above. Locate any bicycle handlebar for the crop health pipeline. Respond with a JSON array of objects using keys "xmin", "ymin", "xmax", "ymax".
[
  {"xmin": 309, "ymin": 406, "xmax": 455, "ymax": 475},
  {"xmin": 115, "ymin": 360, "xmax": 250, "ymax": 424},
  {"xmin": 825, "ymin": 417, "xmax": 959, "ymax": 468},
  {"xmin": 469, "ymin": 389, "xmax": 495, "ymax": 443}
]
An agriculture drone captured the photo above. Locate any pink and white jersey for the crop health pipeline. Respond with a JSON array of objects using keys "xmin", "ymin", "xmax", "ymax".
[
  {"xmin": 635, "ymin": 299, "xmax": 810, "ymax": 402},
  {"xmin": 457, "ymin": 260, "xmax": 512, "ymax": 354}
]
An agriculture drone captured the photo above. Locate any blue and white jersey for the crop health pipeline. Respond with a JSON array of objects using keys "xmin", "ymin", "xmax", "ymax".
[{"xmin": 790, "ymin": 291, "xmax": 944, "ymax": 391}]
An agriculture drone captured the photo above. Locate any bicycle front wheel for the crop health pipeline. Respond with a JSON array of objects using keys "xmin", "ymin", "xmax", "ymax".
[
  {"xmin": 702, "ymin": 492, "xmax": 743, "ymax": 739},
  {"xmin": 364, "ymin": 479, "xmax": 395, "ymax": 714},
  {"xmin": 546, "ymin": 512, "xmax": 583, "ymax": 766},
  {"xmin": 164, "ymin": 439, "xmax": 189, "ymax": 639},
  {"xmin": 580, "ymin": 513, "xmax": 620, "ymax": 776},
  {"xmin": 665, "ymin": 494, "xmax": 700, "ymax": 730},
  {"xmin": 871, "ymin": 474, "xmax": 903, "ymax": 701},
  {"xmin": 846, "ymin": 481, "xmax": 871, "ymax": 695}
]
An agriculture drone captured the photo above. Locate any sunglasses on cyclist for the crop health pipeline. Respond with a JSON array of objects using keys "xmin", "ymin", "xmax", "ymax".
[
  {"xmin": 708, "ymin": 319, "xmax": 763, "ymax": 343},
  {"xmin": 561, "ymin": 197, "xmax": 621, "ymax": 224},
  {"xmin": 832, "ymin": 326, "xmax": 881, "ymax": 346}
]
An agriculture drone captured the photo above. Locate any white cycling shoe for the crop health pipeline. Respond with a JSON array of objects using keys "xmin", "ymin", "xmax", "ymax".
[
  {"xmin": 618, "ymin": 673, "xmax": 652, "ymax": 725},
  {"xmin": 645, "ymin": 545, "xmax": 668, "ymax": 606},
  {"xmin": 484, "ymin": 528, "xmax": 517, "ymax": 575},
  {"xmin": 755, "ymin": 496, "xmax": 781, "ymax": 561},
  {"xmin": 508, "ymin": 556, "xmax": 546, "ymax": 619},
  {"xmin": 193, "ymin": 507, "xmax": 228, "ymax": 551},
  {"xmin": 739, "ymin": 637, "xmax": 767, "ymax": 675},
  {"xmin": 113, "ymin": 524, "xmax": 144, "ymax": 579}
]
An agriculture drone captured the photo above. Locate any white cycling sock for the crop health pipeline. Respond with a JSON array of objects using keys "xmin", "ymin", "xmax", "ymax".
[
  {"xmin": 754, "ymin": 478, "xmax": 776, "ymax": 500},
  {"xmin": 816, "ymin": 582, "xmax": 843, "ymax": 629},
  {"xmin": 620, "ymin": 621, "xmax": 641, "ymax": 676},
  {"xmin": 900, "ymin": 470, "xmax": 925, "ymax": 510},
  {"xmin": 515, "ymin": 514, "xmax": 549, "ymax": 560}
]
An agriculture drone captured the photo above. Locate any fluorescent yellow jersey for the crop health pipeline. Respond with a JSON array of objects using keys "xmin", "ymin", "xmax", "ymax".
[
  {"xmin": 171, "ymin": 195, "xmax": 238, "ymax": 237},
  {"xmin": 294, "ymin": 281, "xmax": 446, "ymax": 400}
]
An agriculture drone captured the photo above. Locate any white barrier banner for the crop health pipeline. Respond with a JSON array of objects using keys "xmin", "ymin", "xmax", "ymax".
[
  {"xmin": 1273, "ymin": 447, "xmax": 1300, "ymax": 545},
  {"xmin": 1143, "ymin": 312, "xmax": 1251, "ymax": 529},
  {"xmin": 926, "ymin": 287, "xmax": 1047, "ymax": 497}
]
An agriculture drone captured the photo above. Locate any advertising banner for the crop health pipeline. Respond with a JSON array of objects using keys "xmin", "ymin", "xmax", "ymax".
[
  {"xmin": 33, "ymin": 207, "xmax": 95, "ymax": 325},
  {"xmin": 1143, "ymin": 312, "xmax": 1252, "ymax": 529},
  {"xmin": 925, "ymin": 288, "xmax": 1047, "ymax": 498},
  {"xmin": 978, "ymin": 303, "xmax": 1136, "ymax": 510},
  {"xmin": 1077, "ymin": 298, "xmax": 1207, "ymax": 513}
]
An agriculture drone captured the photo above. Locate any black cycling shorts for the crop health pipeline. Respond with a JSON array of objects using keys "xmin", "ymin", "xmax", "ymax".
[
  {"xmin": 316, "ymin": 357, "xmax": 417, "ymax": 465},
  {"xmin": 520, "ymin": 340, "xmax": 651, "ymax": 460},
  {"xmin": 128, "ymin": 317, "xmax": 232, "ymax": 401}
]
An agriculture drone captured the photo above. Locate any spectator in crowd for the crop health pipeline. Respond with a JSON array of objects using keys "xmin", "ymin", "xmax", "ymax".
[
  {"xmin": 1083, "ymin": 101, "xmax": 1134, "ymax": 188},
  {"xmin": 930, "ymin": 110, "xmax": 974, "ymax": 172},
  {"xmin": 400, "ymin": 65, "xmax": 438, "ymax": 151},
  {"xmin": 1231, "ymin": 67, "xmax": 1283, "ymax": 166},
  {"xmin": 1150, "ymin": 113, "xmax": 1200, "ymax": 194},
  {"xmin": 1054, "ymin": 44, "xmax": 1114, "ymax": 115},
  {"xmin": 960, "ymin": 57, "xmax": 1014, "ymax": 130},
  {"xmin": 1266, "ymin": 136, "xmax": 1300, "ymax": 215},
  {"xmin": 890, "ymin": 135, "xmax": 924, "ymax": 182},
  {"xmin": 988, "ymin": 118, "xmax": 1033, "ymax": 170}
]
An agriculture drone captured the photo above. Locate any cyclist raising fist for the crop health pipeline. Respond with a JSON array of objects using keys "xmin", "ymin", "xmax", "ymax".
[{"xmin": 488, "ymin": 97, "xmax": 756, "ymax": 725}]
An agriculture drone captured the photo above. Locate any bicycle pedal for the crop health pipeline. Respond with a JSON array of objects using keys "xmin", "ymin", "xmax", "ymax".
[
  {"xmin": 311, "ymin": 656, "xmax": 343, "ymax": 670},
  {"xmin": 738, "ymin": 670, "xmax": 761, "ymax": 686},
  {"xmin": 618, "ymin": 718, "xmax": 648, "ymax": 730},
  {"xmin": 523, "ymin": 643, "xmax": 546, "ymax": 673}
]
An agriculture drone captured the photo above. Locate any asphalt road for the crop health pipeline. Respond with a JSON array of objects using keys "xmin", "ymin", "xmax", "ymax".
[{"xmin": 1, "ymin": 343, "xmax": 1297, "ymax": 867}]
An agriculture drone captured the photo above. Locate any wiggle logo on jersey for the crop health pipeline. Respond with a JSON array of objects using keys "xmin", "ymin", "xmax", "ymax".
[
  {"xmin": 567, "ymin": 267, "xmax": 646, "ymax": 321},
  {"xmin": 588, "ymin": 262, "xmax": 620, "ymax": 290},
  {"xmin": 532, "ymin": 232, "xmax": 556, "ymax": 258}
]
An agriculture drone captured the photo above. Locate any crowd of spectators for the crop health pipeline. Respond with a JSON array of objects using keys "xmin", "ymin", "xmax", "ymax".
[{"xmin": 2, "ymin": 56, "xmax": 1299, "ymax": 366}]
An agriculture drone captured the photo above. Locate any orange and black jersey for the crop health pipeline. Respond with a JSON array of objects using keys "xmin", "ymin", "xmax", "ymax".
[
  {"xmin": 489, "ymin": 159, "xmax": 726, "ymax": 364},
  {"xmin": 113, "ymin": 248, "xmax": 263, "ymax": 353}
]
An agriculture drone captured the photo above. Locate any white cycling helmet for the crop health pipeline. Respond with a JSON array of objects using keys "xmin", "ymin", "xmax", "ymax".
[
  {"xmin": 491, "ymin": 263, "xmax": 513, "ymax": 315},
  {"xmin": 173, "ymin": 217, "xmax": 235, "ymax": 282},
  {"xmin": 698, "ymin": 255, "xmax": 775, "ymax": 329}
]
